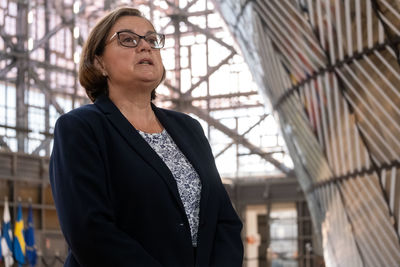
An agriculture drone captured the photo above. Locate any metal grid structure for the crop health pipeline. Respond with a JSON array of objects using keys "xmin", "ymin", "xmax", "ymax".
[
  {"xmin": 0, "ymin": 0, "xmax": 293, "ymax": 174},
  {"xmin": 215, "ymin": 0, "xmax": 400, "ymax": 266},
  {"xmin": 0, "ymin": 0, "xmax": 295, "ymax": 265}
]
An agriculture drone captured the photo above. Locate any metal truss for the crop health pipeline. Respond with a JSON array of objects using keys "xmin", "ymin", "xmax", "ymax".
[
  {"xmin": 154, "ymin": 1, "xmax": 292, "ymax": 174},
  {"xmin": 0, "ymin": 0, "xmax": 292, "ymax": 176},
  {"xmin": 215, "ymin": 0, "xmax": 400, "ymax": 266},
  {"xmin": 0, "ymin": 0, "xmax": 90, "ymax": 157}
]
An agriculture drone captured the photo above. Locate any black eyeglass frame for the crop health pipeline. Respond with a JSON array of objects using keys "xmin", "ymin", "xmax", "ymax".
[{"xmin": 108, "ymin": 30, "xmax": 165, "ymax": 49}]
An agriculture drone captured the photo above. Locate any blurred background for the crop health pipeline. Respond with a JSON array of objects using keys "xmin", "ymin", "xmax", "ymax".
[{"xmin": 1, "ymin": 0, "xmax": 400, "ymax": 266}]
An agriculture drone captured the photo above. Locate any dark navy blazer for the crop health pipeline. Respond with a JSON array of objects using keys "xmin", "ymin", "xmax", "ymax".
[{"xmin": 49, "ymin": 94, "xmax": 243, "ymax": 267}]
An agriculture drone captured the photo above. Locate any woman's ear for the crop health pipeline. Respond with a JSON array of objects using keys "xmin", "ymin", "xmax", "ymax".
[{"xmin": 95, "ymin": 56, "xmax": 108, "ymax": 77}]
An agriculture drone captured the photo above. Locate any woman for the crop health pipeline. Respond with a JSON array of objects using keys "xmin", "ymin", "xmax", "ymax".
[{"xmin": 50, "ymin": 7, "xmax": 243, "ymax": 267}]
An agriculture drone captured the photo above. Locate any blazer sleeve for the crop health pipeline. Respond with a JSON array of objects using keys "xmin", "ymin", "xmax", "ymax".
[
  {"xmin": 191, "ymin": 119, "xmax": 244, "ymax": 266},
  {"xmin": 50, "ymin": 113, "xmax": 162, "ymax": 267}
]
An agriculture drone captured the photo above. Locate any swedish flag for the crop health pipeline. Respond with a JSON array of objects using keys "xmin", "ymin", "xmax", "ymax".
[
  {"xmin": 13, "ymin": 203, "xmax": 25, "ymax": 264},
  {"xmin": 25, "ymin": 203, "xmax": 37, "ymax": 266}
]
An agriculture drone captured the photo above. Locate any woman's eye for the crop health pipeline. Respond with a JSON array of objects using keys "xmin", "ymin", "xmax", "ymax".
[
  {"xmin": 122, "ymin": 37, "xmax": 134, "ymax": 42},
  {"xmin": 147, "ymin": 37, "xmax": 158, "ymax": 45}
]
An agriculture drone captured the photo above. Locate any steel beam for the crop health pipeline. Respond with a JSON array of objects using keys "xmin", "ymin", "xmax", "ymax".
[
  {"xmin": 0, "ymin": 51, "xmax": 76, "ymax": 75},
  {"xmin": 159, "ymin": 1, "xmax": 290, "ymax": 175},
  {"xmin": 0, "ymin": 60, "xmax": 16, "ymax": 79},
  {"xmin": 160, "ymin": 91, "xmax": 259, "ymax": 101},
  {"xmin": 184, "ymin": 104, "xmax": 292, "ymax": 174},
  {"xmin": 32, "ymin": 137, "xmax": 52, "ymax": 155},
  {"xmin": 0, "ymin": 24, "xmax": 15, "ymax": 51},
  {"xmin": 183, "ymin": 18, "xmax": 236, "ymax": 53},
  {"xmin": 44, "ymin": 0, "xmax": 52, "ymax": 155},
  {"xmin": 15, "ymin": 0, "xmax": 29, "ymax": 152},
  {"xmin": 0, "ymin": 0, "xmax": 290, "ymax": 175},
  {"xmin": 31, "ymin": 21, "xmax": 72, "ymax": 52},
  {"xmin": 163, "ymin": 81, "xmax": 181, "ymax": 95},
  {"xmin": 215, "ymin": 114, "xmax": 268, "ymax": 159},
  {"xmin": 203, "ymin": 103, "xmax": 264, "ymax": 111},
  {"xmin": 0, "ymin": 136, "xmax": 11, "ymax": 152},
  {"xmin": 165, "ymin": 1, "xmax": 236, "ymax": 53},
  {"xmin": 30, "ymin": 71, "xmax": 65, "ymax": 115},
  {"xmin": 0, "ymin": 123, "xmax": 53, "ymax": 137},
  {"xmin": 182, "ymin": 51, "xmax": 236, "ymax": 97}
]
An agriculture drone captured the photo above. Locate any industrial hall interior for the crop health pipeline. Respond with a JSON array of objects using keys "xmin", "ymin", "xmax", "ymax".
[{"xmin": 1, "ymin": 0, "xmax": 400, "ymax": 266}]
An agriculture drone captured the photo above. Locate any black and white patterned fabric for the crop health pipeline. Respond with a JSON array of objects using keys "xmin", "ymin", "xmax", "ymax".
[{"xmin": 138, "ymin": 129, "xmax": 202, "ymax": 247}]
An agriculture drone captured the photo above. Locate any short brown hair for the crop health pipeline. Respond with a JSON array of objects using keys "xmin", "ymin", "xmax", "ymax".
[{"xmin": 79, "ymin": 7, "xmax": 164, "ymax": 102}]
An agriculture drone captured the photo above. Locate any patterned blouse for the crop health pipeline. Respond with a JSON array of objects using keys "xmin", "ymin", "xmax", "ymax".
[{"xmin": 138, "ymin": 129, "xmax": 202, "ymax": 247}]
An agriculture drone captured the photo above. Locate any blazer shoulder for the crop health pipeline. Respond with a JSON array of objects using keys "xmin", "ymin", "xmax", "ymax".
[
  {"xmin": 69, "ymin": 103, "xmax": 103, "ymax": 119},
  {"xmin": 56, "ymin": 104, "xmax": 104, "ymax": 127},
  {"xmin": 157, "ymin": 107, "xmax": 207, "ymax": 143}
]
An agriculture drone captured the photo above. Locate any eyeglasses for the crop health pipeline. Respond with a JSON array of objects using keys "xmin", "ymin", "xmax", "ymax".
[{"xmin": 108, "ymin": 31, "xmax": 165, "ymax": 49}]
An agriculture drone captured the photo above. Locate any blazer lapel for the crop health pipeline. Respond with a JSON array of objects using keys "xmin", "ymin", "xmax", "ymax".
[
  {"xmin": 94, "ymin": 95, "xmax": 186, "ymax": 214},
  {"xmin": 153, "ymin": 104, "xmax": 210, "ymax": 222}
]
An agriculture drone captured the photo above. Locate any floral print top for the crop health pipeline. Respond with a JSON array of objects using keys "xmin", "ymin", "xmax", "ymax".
[{"xmin": 138, "ymin": 129, "xmax": 202, "ymax": 247}]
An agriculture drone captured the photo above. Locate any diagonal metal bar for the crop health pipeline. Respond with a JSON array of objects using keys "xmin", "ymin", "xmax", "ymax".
[
  {"xmin": 163, "ymin": 52, "xmax": 235, "ymax": 98},
  {"xmin": 165, "ymin": 1, "xmax": 236, "ymax": 53},
  {"xmin": 183, "ymin": 0, "xmax": 200, "ymax": 11},
  {"xmin": 185, "ymin": 104, "xmax": 292, "ymax": 174},
  {"xmin": 0, "ymin": 60, "xmax": 16, "ymax": 79},
  {"xmin": 0, "ymin": 25, "xmax": 15, "ymax": 50},
  {"xmin": 182, "ymin": 51, "xmax": 235, "ymax": 97},
  {"xmin": 31, "ymin": 137, "xmax": 52, "ymax": 155},
  {"xmin": 165, "ymin": 0, "xmax": 200, "ymax": 12},
  {"xmin": 371, "ymin": 0, "xmax": 400, "ymax": 65},
  {"xmin": 215, "ymin": 114, "xmax": 269, "ymax": 159},
  {"xmin": 31, "ymin": 0, "xmax": 87, "ymax": 52},
  {"xmin": 30, "ymin": 71, "xmax": 65, "ymax": 115},
  {"xmin": 31, "ymin": 21, "xmax": 72, "ymax": 52},
  {"xmin": 0, "ymin": 136, "xmax": 11, "ymax": 152},
  {"xmin": 183, "ymin": 17, "xmax": 236, "ymax": 53},
  {"xmin": 163, "ymin": 81, "xmax": 181, "ymax": 94}
]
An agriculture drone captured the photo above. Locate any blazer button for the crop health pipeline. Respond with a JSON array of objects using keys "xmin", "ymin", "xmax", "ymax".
[{"xmin": 178, "ymin": 222, "xmax": 184, "ymax": 227}]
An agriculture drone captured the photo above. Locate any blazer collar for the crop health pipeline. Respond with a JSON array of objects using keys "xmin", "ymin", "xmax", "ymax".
[{"xmin": 94, "ymin": 94, "xmax": 187, "ymax": 214}]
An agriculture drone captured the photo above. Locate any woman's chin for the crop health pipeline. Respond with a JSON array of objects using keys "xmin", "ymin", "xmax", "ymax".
[{"xmin": 137, "ymin": 74, "xmax": 162, "ymax": 85}]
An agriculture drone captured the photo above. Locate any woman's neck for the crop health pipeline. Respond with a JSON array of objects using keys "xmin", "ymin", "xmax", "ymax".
[{"xmin": 108, "ymin": 89, "xmax": 163, "ymax": 133}]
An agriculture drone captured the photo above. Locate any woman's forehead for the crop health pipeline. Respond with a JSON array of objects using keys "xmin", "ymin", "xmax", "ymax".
[{"xmin": 111, "ymin": 16, "xmax": 155, "ymax": 34}]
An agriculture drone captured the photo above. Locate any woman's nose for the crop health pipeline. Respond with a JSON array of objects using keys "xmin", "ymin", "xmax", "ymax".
[{"xmin": 136, "ymin": 38, "xmax": 152, "ymax": 52}]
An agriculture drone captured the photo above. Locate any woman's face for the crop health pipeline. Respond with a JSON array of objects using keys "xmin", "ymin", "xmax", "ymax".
[{"xmin": 99, "ymin": 16, "xmax": 164, "ymax": 92}]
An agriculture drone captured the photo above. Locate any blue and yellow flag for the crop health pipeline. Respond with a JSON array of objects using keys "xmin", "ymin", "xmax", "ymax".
[
  {"xmin": 25, "ymin": 204, "xmax": 36, "ymax": 266},
  {"xmin": 13, "ymin": 203, "xmax": 25, "ymax": 264},
  {"xmin": 0, "ymin": 226, "xmax": 2, "ymax": 260}
]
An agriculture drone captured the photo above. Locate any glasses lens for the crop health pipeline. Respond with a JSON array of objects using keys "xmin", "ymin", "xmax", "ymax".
[
  {"xmin": 118, "ymin": 32, "xmax": 139, "ymax": 47},
  {"xmin": 145, "ymin": 33, "xmax": 165, "ymax": 49},
  {"xmin": 117, "ymin": 31, "xmax": 165, "ymax": 49}
]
